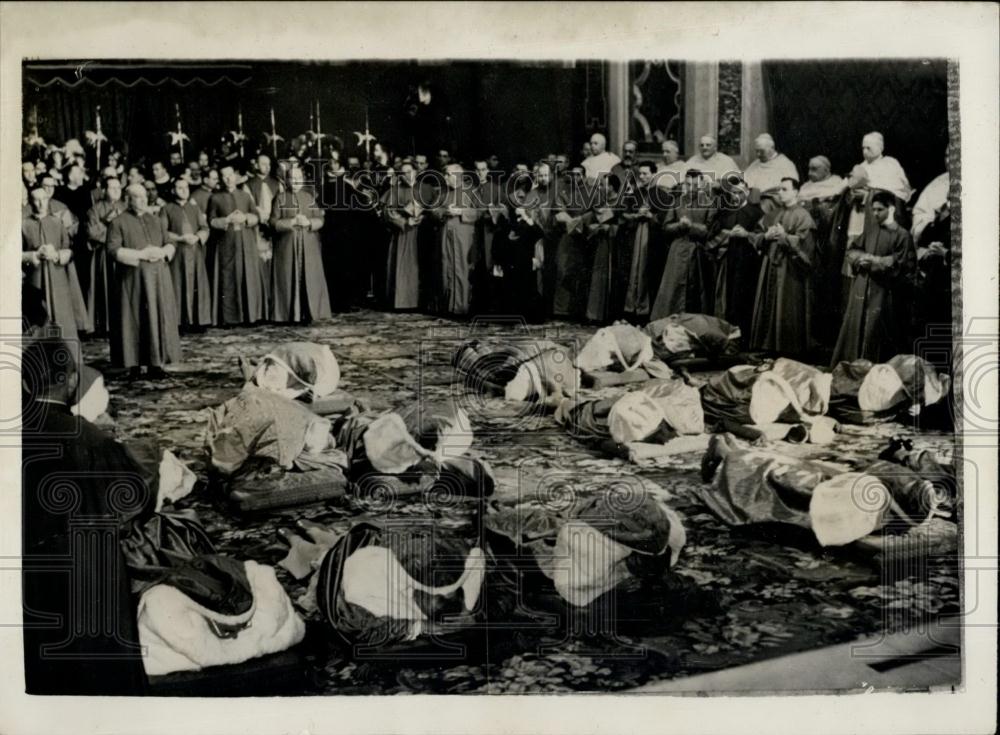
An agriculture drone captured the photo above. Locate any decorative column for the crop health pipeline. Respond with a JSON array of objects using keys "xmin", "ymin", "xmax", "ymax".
[
  {"xmin": 683, "ymin": 63, "xmax": 719, "ymax": 159},
  {"xmin": 607, "ymin": 61, "xmax": 629, "ymax": 154}
]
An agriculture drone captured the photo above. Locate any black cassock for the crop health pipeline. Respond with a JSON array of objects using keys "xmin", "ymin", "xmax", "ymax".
[{"xmin": 22, "ymin": 401, "xmax": 153, "ymax": 695}]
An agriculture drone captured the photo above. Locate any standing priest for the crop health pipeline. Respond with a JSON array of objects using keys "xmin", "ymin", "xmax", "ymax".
[
  {"xmin": 106, "ymin": 184, "xmax": 181, "ymax": 379},
  {"xmin": 160, "ymin": 177, "xmax": 212, "ymax": 332},
  {"xmin": 269, "ymin": 164, "xmax": 331, "ymax": 324},
  {"xmin": 208, "ymin": 165, "xmax": 265, "ymax": 325}
]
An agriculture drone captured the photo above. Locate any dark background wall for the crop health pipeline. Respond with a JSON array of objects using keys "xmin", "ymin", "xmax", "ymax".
[
  {"xmin": 23, "ymin": 61, "xmax": 591, "ymax": 169},
  {"xmin": 763, "ymin": 59, "xmax": 949, "ymax": 194}
]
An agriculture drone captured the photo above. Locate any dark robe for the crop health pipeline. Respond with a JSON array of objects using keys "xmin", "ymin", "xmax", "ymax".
[
  {"xmin": 60, "ymin": 184, "xmax": 95, "ymax": 298},
  {"xmin": 85, "ymin": 199, "xmax": 127, "ymax": 335},
  {"xmin": 799, "ymin": 191, "xmax": 843, "ymax": 352},
  {"xmin": 706, "ymin": 199, "xmax": 764, "ymax": 340},
  {"xmin": 22, "ymin": 214, "xmax": 91, "ymax": 345},
  {"xmin": 832, "ymin": 221, "xmax": 916, "ymax": 365},
  {"xmin": 584, "ymin": 199, "xmax": 626, "ymax": 324},
  {"xmin": 416, "ymin": 174, "xmax": 444, "ymax": 312},
  {"xmin": 913, "ymin": 206, "xmax": 952, "ymax": 348},
  {"xmin": 748, "ymin": 204, "xmax": 816, "ymax": 356},
  {"xmin": 497, "ymin": 189, "xmax": 546, "ymax": 322},
  {"xmin": 208, "ymin": 188, "xmax": 265, "ymax": 325},
  {"xmin": 552, "ymin": 178, "xmax": 597, "ymax": 319},
  {"xmin": 650, "ymin": 197, "xmax": 714, "ymax": 320},
  {"xmin": 430, "ymin": 187, "xmax": 480, "ymax": 316},
  {"xmin": 152, "ymin": 176, "xmax": 174, "ymax": 204},
  {"xmin": 107, "ymin": 210, "xmax": 182, "ymax": 368},
  {"xmin": 270, "ymin": 188, "xmax": 331, "ymax": 323},
  {"xmin": 246, "ymin": 175, "xmax": 281, "ymax": 319},
  {"xmin": 160, "ymin": 200, "xmax": 212, "ymax": 328},
  {"xmin": 621, "ymin": 184, "xmax": 663, "ymax": 320},
  {"xmin": 474, "ymin": 177, "xmax": 507, "ymax": 314},
  {"xmin": 320, "ymin": 172, "xmax": 359, "ymax": 311},
  {"xmin": 382, "ymin": 181, "xmax": 422, "ymax": 310},
  {"xmin": 190, "ymin": 186, "xmax": 214, "ymax": 215},
  {"xmin": 22, "ymin": 401, "xmax": 152, "ymax": 695}
]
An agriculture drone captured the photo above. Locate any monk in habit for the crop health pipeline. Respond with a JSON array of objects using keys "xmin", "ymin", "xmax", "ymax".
[
  {"xmin": 209, "ymin": 165, "xmax": 265, "ymax": 325},
  {"xmin": 706, "ymin": 173, "xmax": 764, "ymax": 341},
  {"xmin": 160, "ymin": 177, "xmax": 212, "ymax": 331},
  {"xmin": 382, "ymin": 161, "xmax": 423, "ymax": 310},
  {"xmin": 832, "ymin": 189, "xmax": 916, "ymax": 365},
  {"xmin": 84, "ymin": 176, "xmax": 127, "ymax": 337},
  {"xmin": 269, "ymin": 164, "xmax": 331, "ymax": 324},
  {"xmin": 747, "ymin": 177, "xmax": 817, "ymax": 358},
  {"xmin": 620, "ymin": 161, "xmax": 663, "ymax": 321},
  {"xmin": 22, "ymin": 187, "xmax": 91, "ymax": 346},
  {"xmin": 430, "ymin": 163, "xmax": 480, "ymax": 316},
  {"xmin": 106, "ymin": 184, "xmax": 181, "ymax": 379},
  {"xmin": 650, "ymin": 169, "xmax": 715, "ymax": 321}
]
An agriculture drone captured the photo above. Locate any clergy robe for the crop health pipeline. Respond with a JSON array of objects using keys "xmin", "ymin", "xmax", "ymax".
[
  {"xmin": 60, "ymin": 184, "xmax": 95, "ymax": 297},
  {"xmin": 430, "ymin": 187, "xmax": 480, "ymax": 316},
  {"xmin": 913, "ymin": 196, "xmax": 951, "ymax": 361},
  {"xmin": 621, "ymin": 185, "xmax": 663, "ymax": 319},
  {"xmin": 22, "ymin": 214, "xmax": 91, "ymax": 345},
  {"xmin": 160, "ymin": 199, "xmax": 212, "ymax": 328},
  {"xmin": 191, "ymin": 185, "xmax": 214, "ymax": 215},
  {"xmin": 744, "ymin": 154, "xmax": 799, "ymax": 214},
  {"xmin": 684, "ymin": 152, "xmax": 741, "ymax": 180},
  {"xmin": 551, "ymin": 177, "xmax": 596, "ymax": 319},
  {"xmin": 270, "ymin": 188, "xmax": 331, "ymax": 323},
  {"xmin": 832, "ymin": 220, "xmax": 916, "ymax": 365},
  {"xmin": 650, "ymin": 197, "xmax": 715, "ymax": 320},
  {"xmin": 494, "ymin": 191, "xmax": 545, "ymax": 322},
  {"xmin": 861, "ymin": 155, "xmax": 913, "ymax": 204},
  {"xmin": 22, "ymin": 401, "xmax": 152, "ymax": 695},
  {"xmin": 747, "ymin": 204, "xmax": 817, "ymax": 356},
  {"xmin": 106, "ymin": 210, "xmax": 182, "ymax": 368},
  {"xmin": 582, "ymin": 151, "xmax": 622, "ymax": 181},
  {"xmin": 208, "ymin": 188, "xmax": 265, "ymax": 325},
  {"xmin": 382, "ymin": 181, "xmax": 422, "ymax": 310},
  {"xmin": 415, "ymin": 174, "xmax": 443, "ymax": 312},
  {"xmin": 584, "ymin": 202, "xmax": 626, "ymax": 324},
  {"xmin": 247, "ymin": 175, "xmax": 281, "ymax": 320},
  {"xmin": 911, "ymin": 173, "xmax": 949, "ymax": 243},
  {"xmin": 85, "ymin": 199, "xmax": 127, "ymax": 336},
  {"xmin": 706, "ymin": 200, "xmax": 764, "ymax": 340},
  {"xmin": 531, "ymin": 183, "xmax": 568, "ymax": 315},
  {"xmin": 474, "ymin": 177, "xmax": 507, "ymax": 314},
  {"xmin": 798, "ymin": 181, "xmax": 847, "ymax": 350}
]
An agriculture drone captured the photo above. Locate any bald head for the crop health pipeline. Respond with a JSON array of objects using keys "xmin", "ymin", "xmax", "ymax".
[
  {"xmin": 753, "ymin": 133, "xmax": 776, "ymax": 163},
  {"xmin": 862, "ymin": 132, "xmax": 885, "ymax": 162},
  {"xmin": 698, "ymin": 136, "xmax": 718, "ymax": 158},
  {"xmin": 589, "ymin": 133, "xmax": 607, "ymax": 155},
  {"xmin": 125, "ymin": 183, "xmax": 148, "ymax": 212},
  {"xmin": 807, "ymin": 156, "xmax": 832, "ymax": 182}
]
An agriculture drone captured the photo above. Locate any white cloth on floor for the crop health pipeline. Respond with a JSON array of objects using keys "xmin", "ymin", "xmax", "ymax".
[{"xmin": 137, "ymin": 560, "xmax": 305, "ymax": 676}]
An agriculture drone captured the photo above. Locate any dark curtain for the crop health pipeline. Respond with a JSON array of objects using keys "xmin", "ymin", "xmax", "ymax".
[
  {"xmin": 762, "ymin": 59, "xmax": 949, "ymax": 194},
  {"xmin": 23, "ymin": 61, "xmax": 589, "ymax": 170}
]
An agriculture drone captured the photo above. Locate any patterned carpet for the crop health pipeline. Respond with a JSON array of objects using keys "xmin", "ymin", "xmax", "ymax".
[{"xmin": 82, "ymin": 310, "xmax": 961, "ymax": 694}]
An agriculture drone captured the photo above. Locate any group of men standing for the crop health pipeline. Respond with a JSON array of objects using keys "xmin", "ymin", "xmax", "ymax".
[{"xmin": 21, "ymin": 124, "xmax": 952, "ymax": 375}]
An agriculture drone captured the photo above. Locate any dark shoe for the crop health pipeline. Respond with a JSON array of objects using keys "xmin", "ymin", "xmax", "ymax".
[
  {"xmin": 126, "ymin": 367, "xmax": 142, "ymax": 382},
  {"xmin": 145, "ymin": 366, "xmax": 169, "ymax": 380}
]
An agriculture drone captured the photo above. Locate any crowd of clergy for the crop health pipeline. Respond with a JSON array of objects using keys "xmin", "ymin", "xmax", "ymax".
[{"xmin": 21, "ymin": 125, "xmax": 952, "ymax": 377}]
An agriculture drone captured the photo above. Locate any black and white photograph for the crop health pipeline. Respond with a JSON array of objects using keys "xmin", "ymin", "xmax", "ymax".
[{"xmin": 1, "ymin": 3, "xmax": 996, "ymax": 735}]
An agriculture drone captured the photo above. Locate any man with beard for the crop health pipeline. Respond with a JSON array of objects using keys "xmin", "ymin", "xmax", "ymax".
[
  {"xmin": 22, "ymin": 187, "xmax": 91, "ymax": 346},
  {"xmin": 748, "ymin": 178, "xmax": 817, "ymax": 358},
  {"xmin": 270, "ymin": 164, "xmax": 331, "ymax": 324},
  {"xmin": 706, "ymin": 173, "xmax": 764, "ymax": 341},
  {"xmin": 160, "ymin": 177, "xmax": 212, "ymax": 332},
  {"xmin": 107, "ymin": 184, "xmax": 181, "ymax": 379},
  {"xmin": 832, "ymin": 189, "xmax": 917, "ymax": 365},
  {"xmin": 528, "ymin": 162, "xmax": 567, "ymax": 315},
  {"xmin": 208, "ymin": 165, "xmax": 265, "ymax": 325},
  {"xmin": 611, "ymin": 139, "xmax": 639, "ymax": 191},
  {"xmin": 85, "ymin": 175, "xmax": 127, "ymax": 336},
  {"xmin": 382, "ymin": 161, "xmax": 423, "ymax": 310}
]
